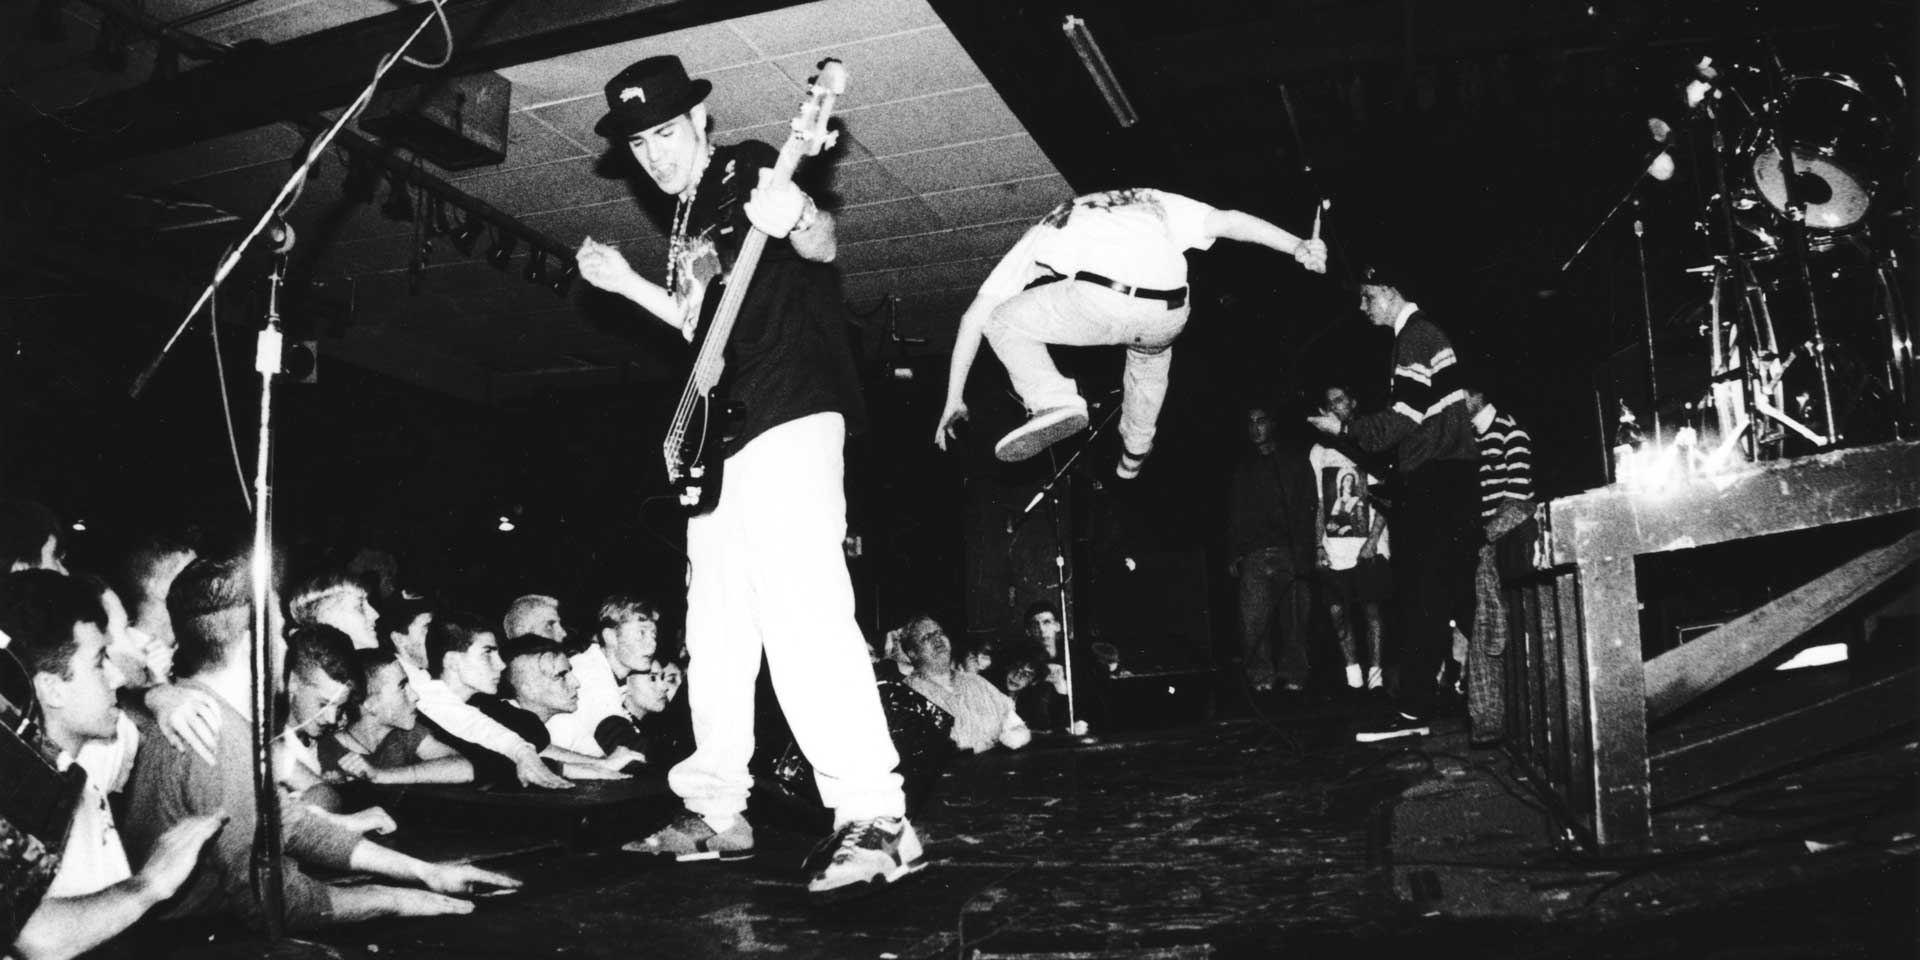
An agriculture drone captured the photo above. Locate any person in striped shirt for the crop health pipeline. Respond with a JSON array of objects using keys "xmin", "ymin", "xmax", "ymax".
[
  {"xmin": 1466, "ymin": 386, "xmax": 1534, "ymax": 524},
  {"xmin": 1459, "ymin": 385, "xmax": 1539, "ymax": 745},
  {"xmin": 1307, "ymin": 264, "xmax": 1478, "ymax": 742}
]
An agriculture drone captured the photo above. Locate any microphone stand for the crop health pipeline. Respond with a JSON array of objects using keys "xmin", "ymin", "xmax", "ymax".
[
  {"xmin": 1632, "ymin": 209, "xmax": 1662, "ymax": 441},
  {"xmin": 1558, "ymin": 143, "xmax": 1670, "ymax": 275},
  {"xmin": 119, "ymin": 6, "xmax": 449, "ymax": 945},
  {"xmin": 1012, "ymin": 399, "xmax": 1123, "ymax": 737}
]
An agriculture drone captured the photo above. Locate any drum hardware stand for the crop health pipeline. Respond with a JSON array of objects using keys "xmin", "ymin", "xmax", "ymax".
[
  {"xmin": 1632, "ymin": 210, "xmax": 1661, "ymax": 440},
  {"xmin": 1759, "ymin": 37, "xmax": 1840, "ymax": 445}
]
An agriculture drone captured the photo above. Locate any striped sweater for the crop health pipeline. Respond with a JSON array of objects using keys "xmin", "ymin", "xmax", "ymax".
[
  {"xmin": 1476, "ymin": 407, "xmax": 1534, "ymax": 522},
  {"xmin": 1348, "ymin": 311, "xmax": 1477, "ymax": 473}
]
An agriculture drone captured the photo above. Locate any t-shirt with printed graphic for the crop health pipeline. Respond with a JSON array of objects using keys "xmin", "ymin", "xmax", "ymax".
[
  {"xmin": 1308, "ymin": 443, "xmax": 1391, "ymax": 570},
  {"xmin": 974, "ymin": 189, "xmax": 1220, "ymax": 303}
]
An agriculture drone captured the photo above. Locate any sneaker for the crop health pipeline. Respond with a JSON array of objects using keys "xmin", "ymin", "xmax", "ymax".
[
  {"xmin": 805, "ymin": 816, "xmax": 925, "ymax": 896},
  {"xmin": 1344, "ymin": 663, "xmax": 1364, "ymax": 690},
  {"xmin": 1354, "ymin": 708, "xmax": 1431, "ymax": 743},
  {"xmin": 995, "ymin": 405, "xmax": 1089, "ymax": 462},
  {"xmin": 623, "ymin": 811, "xmax": 755, "ymax": 862},
  {"xmin": 1115, "ymin": 447, "xmax": 1149, "ymax": 479},
  {"xmin": 1365, "ymin": 666, "xmax": 1384, "ymax": 690}
]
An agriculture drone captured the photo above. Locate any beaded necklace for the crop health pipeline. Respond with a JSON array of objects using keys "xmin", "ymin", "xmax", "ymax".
[{"xmin": 665, "ymin": 145, "xmax": 715, "ymax": 301}]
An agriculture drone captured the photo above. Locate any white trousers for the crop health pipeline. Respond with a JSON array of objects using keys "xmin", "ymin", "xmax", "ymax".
[
  {"xmin": 985, "ymin": 280, "xmax": 1190, "ymax": 457},
  {"xmin": 670, "ymin": 412, "xmax": 904, "ymax": 826}
]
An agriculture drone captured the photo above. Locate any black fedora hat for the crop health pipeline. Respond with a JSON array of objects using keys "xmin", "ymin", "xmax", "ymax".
[{"xmin": 594, "ymin": 55, "xmax": 713, "ymax": 139}]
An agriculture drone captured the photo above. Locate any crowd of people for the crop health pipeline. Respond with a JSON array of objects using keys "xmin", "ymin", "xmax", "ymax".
[{"xmin": 0, "ymin": 497, "xmax": 1077, "ymax": 957}]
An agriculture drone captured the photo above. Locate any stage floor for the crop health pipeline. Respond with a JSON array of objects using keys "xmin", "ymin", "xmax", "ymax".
[{"xmin": 149, "ymin": 686, "xmax": 1913, "ymax": 960}]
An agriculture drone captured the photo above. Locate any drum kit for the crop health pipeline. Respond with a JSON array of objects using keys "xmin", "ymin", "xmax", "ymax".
[{"xmin": 1680, "ymin": 54, "xmax": 1914, "ymax": 460}]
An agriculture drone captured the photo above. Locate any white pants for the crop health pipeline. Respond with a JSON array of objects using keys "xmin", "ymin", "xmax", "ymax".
[
  {"xmin": 985, "ymin": 280, "xmax": 1190, "ymax": 457},
  {"xmin": 671, "ymin": 412, "xmax": 904, "ymax": 826}
]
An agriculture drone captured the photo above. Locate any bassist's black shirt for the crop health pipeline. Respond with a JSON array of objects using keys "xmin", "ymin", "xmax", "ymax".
[{"xmin": 683, "ymin": 141, "xmax": 866, "ymax": 458}]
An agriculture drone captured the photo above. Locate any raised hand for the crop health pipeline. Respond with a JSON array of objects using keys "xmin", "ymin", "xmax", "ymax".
[
  {"xmin": 146, "ymin": 683, "xmax": 222, "ymax": 767},
  {"xmin": 934, "ymin": 400, "xmax": 969, "ymax": 450},
  {"xmin": 576, "ymin": 237, "xmax": 638, "ymax": 294}
]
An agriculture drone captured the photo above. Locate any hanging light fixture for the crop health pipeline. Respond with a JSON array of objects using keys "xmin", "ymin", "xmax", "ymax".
[
  {"xmin": 450, "ymin": 210, "xmax": 483, "ymax": 255},
  {"xmin": 487, "ymin": 232, "xmax": 518, "ymax": 270},
  {"xmin": 549, "ymin": 259, "xmax": 577, "ymax": 298},
  {"xmin": 381, "ymin": 172, "xmax": 414, "ymax": 221}
]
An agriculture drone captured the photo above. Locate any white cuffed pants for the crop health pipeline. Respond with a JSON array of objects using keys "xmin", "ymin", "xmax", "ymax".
[{"xmin": 670, "ymin": 412, "xmax": 904, "ymax": 827}]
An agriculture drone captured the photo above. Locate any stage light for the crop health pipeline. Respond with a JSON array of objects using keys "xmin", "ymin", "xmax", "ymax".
[
  {"xmin": 450, "ymin": 212, "xmax": 483, "ymax": 255},
  {"xmin": 524, "ymin": 250, "xmax": 547, "ymax": 285},
  {"xmin": 1061, "ymin": 15, "xmax": 1138, "ymax": 129},
  {"xmin": 497, "ymin": 515, "xmax": 515, "ymax": 533},
  {"xmin": 381, "ymin": 173, "xmax": 414, "ymax": 221},
  {"xmin": 487, "ymin": 233, "xmax": 518, "ymax": 270},
  {"xmin": 340, "ymin": 152, "xmax": 378, "ymax": 203},
  {"xmin": 70, "ymin": 519, "xmax": 87, "ymax": 533},
  {"xmin": 548, "ymin": 260, "xmax": 577, "ymax": 297}
]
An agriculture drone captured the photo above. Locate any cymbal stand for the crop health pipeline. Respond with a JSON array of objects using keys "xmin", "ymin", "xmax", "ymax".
[{"xmin": 1761, "ymin": 37, "xmax": 1838, "ymax": 445}]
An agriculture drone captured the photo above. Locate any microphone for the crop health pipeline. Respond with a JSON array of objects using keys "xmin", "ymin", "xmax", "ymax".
[{"xmin": 268, "ymin": 218, "xmax": 296, "ymax": 254}]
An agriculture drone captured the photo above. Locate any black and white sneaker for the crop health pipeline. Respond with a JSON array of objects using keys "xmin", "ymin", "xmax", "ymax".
[{"xmin": 1354, "ymin": 708, "xmax": 1431, "ymax": 743}]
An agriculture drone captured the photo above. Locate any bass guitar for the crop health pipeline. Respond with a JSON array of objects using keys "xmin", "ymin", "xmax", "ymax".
[{"xmin": 663, "ymin": 59, "xmax": 848, "ymax": 513}]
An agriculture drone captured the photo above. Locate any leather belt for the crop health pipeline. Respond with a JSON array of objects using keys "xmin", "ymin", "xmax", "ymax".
[{"xmin": 1027, "ymin": 269, "xmax": 1187, "ymax": 309}]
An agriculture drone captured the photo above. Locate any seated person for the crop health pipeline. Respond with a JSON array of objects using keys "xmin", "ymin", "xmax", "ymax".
[
  {"xmin": 593, "ymin": 655, "xmax": 689, "ymax": 767},
  {"xmin": 1, "ymin": 570, "xmax": 224, "ymax": 960},
  {"xmin": 120, "ymin": 555, "xmax": 520, "ymax": 930},
  {"xmin": 990, "ymin": 637, "xmax": 1066, "ymax": 732},
  {"xmin": 900, "ymin": 615, "xmax": 1029, "ymax": 754},
  {"xmin": 546, "ymin": 594, "xmax": 661, "ymax": 755},
  {"xmin": 424, "ymin": 618, "xmax": 632, "ymax": 786},
  {"xmin": 321, "ymin": 648, "xmax": 473, "ymax": 785}
]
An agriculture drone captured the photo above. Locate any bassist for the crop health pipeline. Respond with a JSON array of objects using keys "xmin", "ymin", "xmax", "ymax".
[{"xmin": 575, "ymin": 55, "xmax": 918, "ymax": 897}]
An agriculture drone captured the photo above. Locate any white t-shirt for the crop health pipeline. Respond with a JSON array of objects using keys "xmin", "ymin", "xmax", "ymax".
[
  {"xmin": 977, "ymin": 189, "xmax": 1220, "ymax": 302},
  {"xmin": 48, "ymin": 713, "xmax": 139, "ymax": 897},
  {"xmin": 1308, "ymin": 444, "xmax": 1390, "ymax": 570}
]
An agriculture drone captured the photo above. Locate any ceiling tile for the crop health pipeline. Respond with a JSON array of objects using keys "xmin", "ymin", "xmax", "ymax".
[
  {"xmin": 420, "ymin": 110, "xmax": 589, "ymax": 180},
  {"xmin": 103, "ymin": 124, "xmax": 308, "ymax": 192},
  {"xmin": 842, "ymin": 256, "xmax": 995, "ymax": 301},
  {"xmin": 452, "ymin": 156, "xmax": 635, "ymax": 216},
  {"xmin": 835, "ymin": 219, "xmax": 1031, "ymax": 274},
  {"xmin": 523, "ymin": 198, "xmax": 665, "ymax": 249},
  {"xmin": 920, "ymin": 175, "xmax": 1071, "ymax": 228},
  {"xmin": 701, "ymin": 61, "xmax": 812, "ymax": 132},
  {"xmin": 879, "ymin": 134, "xmax": 1058, "ymax": 192},
  {"xmin": 770, "ymin": 27, "xmax": 985, "ymax": 112},
  {"xmin": 831, "ymin": 196, "xmax": 943, "ymax": 242},
  {"xmin": 835, "ymin": 86, "xmax": 1022, "ymax": 157},
  {"xmin": 200, "ymin": 0, "xmax": 394, "ymax": 46},
  {"xmin": 815, "ymin": 159, "xmax": 912, "ymax": 209},
  {"xmin": 727, "ymin": 0, "xmax": 943, "ymax": 58},
  {"xmin": 502, "ymin": 24, "xmax": 763, "ymax": 109}
]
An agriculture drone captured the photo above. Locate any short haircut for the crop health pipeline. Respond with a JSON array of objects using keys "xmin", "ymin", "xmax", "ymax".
[
  {"xmin": 289, "ymin": 571, "xmax": 365, "ymax": 625},
  {"xmin": 501, "ymin": 594, "xmax": 559, "ymax": 638},
  {"xmin": 0, "ymin": 500, "xmax": 60, "ymax": 570},
  {"xmin": 1023, "ymin": 601, "xmax": 1058, "ymax": 624},
  {"xmin": 596, "ymin": 594, "xmax": 660, "ymax": 630},
  {"xmin": 168, "ymin": 553, "xmax": 254, "ymax": 679},
  {"xmin": 425, "ymin": 611, "xmax": 494, "ymax": 679},
  {"xmin": 500, "ymin": 635, "xmax": 566, "ymax": 698},
  {"xmin": 355, "ymin": 646, "xmax": 399, "ymax": 682},
  {"xmin": 285, "ymin": 623, "xmax": 361, "ymax": 699},
  {"xmin": 0, "ymin": 570, "xmax": 106, "ymax": 681}
]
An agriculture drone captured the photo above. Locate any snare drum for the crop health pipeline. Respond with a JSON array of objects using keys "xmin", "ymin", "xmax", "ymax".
[{"xmin": 1738, "ymin": 72, "xmax": 1889, "ymax": 231}]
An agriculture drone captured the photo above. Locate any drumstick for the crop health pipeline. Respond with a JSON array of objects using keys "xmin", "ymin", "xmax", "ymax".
[{"xmin": 1311, "ymin": 198, "xmax": 1327, "ymax": 241}]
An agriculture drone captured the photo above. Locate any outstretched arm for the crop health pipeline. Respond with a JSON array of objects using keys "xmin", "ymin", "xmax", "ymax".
[
  {"xmin": 1203, "ymin": 209, "xmax": 1327, "ymax": 273},
  {"xmin": 576, "ymin": 237, "xmax": 681, "ymax": 329},
  {"xmin": 936, "ymin": 226, "xmax": 1044, "ymax": 449}
]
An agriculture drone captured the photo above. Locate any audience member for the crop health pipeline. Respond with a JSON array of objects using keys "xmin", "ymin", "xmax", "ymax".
[
  {"xmin": 547, "ymin": 595, "xmax": 660, "ymax": 754},
  {"xmin": 991, "ymin": 637, "xmax": 1062, "ymax": 732},
  {"xmin": 1, "ymin": 570, "xmax": 224, "ymax": 960},
  {"xmin": 0, "ymin": 499, "xmax": 68, "ymax": 574},
  {"xmin": 1309, "ymin": 385, "xmax": 1392, "ymax": 693},
  {"xmin": 288, "ymin": 571, "xmax": 381, "ymax": 650},
  {"xmin": 1229, "ymin": 405, "xmax": 1318, "ymax": 695},
  {"xmin": 403, "ymin": 611, "xmax": 570, "ymax": 790},
  {"xmin": 901, "ymin": 616, "xmax": 1029, "ymax": 754},
  {"xmin": 1461, "ymin": 384, "xmax": 1538, "ymax": 746},
  {"xmin": 121, "ymin": 555, "xmax": 519, "ymax": 930},
  {"xmin": 492, "ymin": 635, "xmax": 639, "ymax": 775},
  {"xmin": 501, "ymin": 594, "xmax": 568, "ymax": 644},
  {"xmin": 593, "ymin": 655, "xmax": 688, "ymax": 766},
  {"xmin": 322, "ymin": 648, "xmax": 474, "ymax": 785}
]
